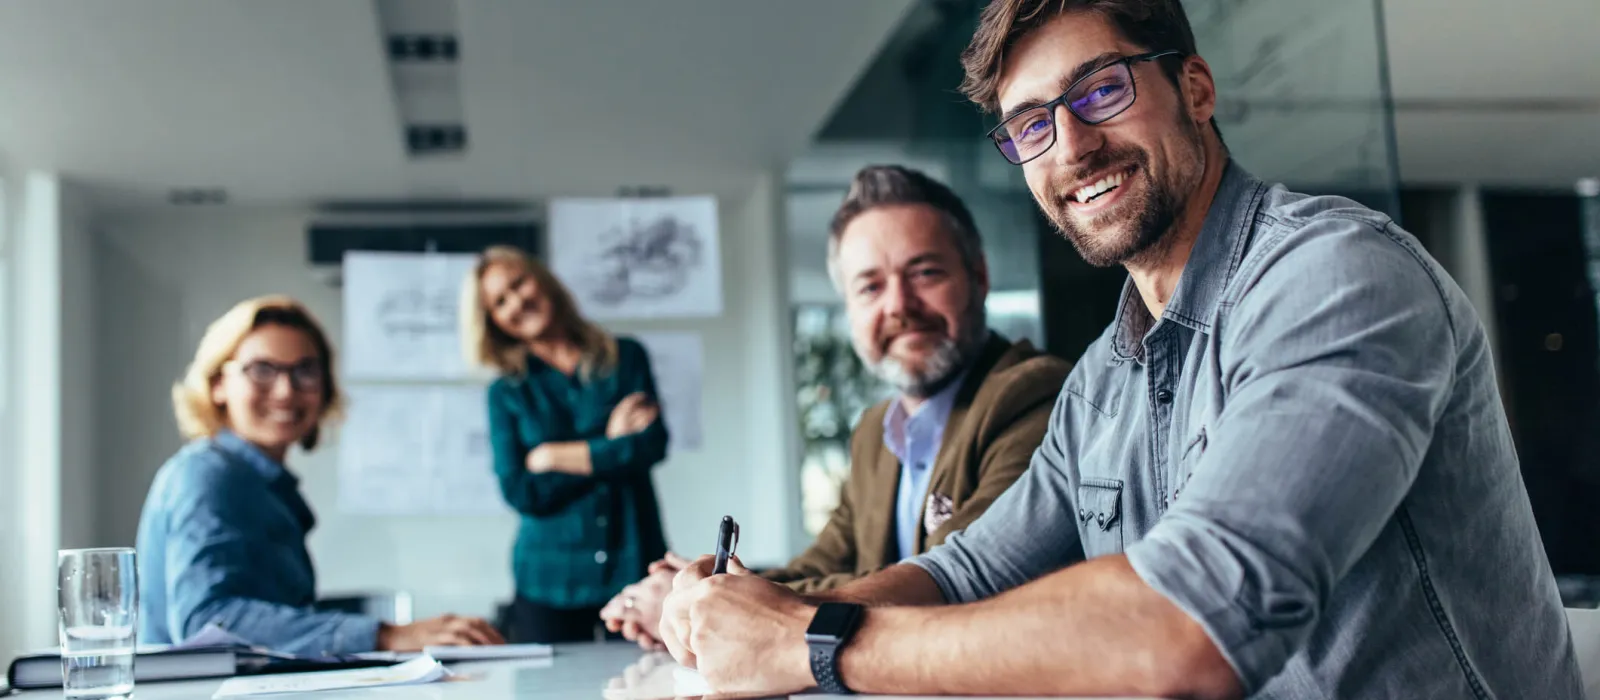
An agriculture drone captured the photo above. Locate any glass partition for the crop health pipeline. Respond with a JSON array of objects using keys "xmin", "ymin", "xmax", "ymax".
[{"xmin": 786, "ymin": 0, "xmax": 1401, "ymax": 535}]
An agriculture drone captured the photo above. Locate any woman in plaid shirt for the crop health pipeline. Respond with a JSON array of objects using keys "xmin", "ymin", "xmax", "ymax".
[{"xmin": 461, "ymin": 245, "xmax": 670, "ymax": 643}]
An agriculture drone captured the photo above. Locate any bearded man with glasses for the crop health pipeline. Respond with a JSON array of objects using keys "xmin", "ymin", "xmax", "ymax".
[{"xmin": 652, "ymin": 1, "xmax": 1582, "ymax": 698}]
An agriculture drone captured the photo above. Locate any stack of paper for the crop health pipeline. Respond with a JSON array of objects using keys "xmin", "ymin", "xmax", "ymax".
[{"xmin": 211, "ymin": 655, "xmax": 448, "ymax": 698}]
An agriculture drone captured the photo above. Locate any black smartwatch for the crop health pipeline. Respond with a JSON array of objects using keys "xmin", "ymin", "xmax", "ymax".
[{"xmin": 805, "ymin": 602, "xmax": 864, "ymax": 694}]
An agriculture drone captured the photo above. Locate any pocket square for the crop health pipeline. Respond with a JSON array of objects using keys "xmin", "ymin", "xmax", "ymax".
[{"xmin": 923, "ymin": 491, "xmax": 954, "ymax": 535}]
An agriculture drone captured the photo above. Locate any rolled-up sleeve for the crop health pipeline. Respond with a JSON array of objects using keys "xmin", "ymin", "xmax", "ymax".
[
  {"xmin": 1124, "ymin": 222, "xmax": 1456, "ymax": 693},
  {"xmin": 909, "ymin": 388, "xmax": 1086, "ymax": 603}
]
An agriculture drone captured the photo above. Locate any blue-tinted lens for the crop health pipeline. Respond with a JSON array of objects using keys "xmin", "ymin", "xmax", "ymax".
[
  {"xmin": 1067, "ymin": 63, "xmax": 1135, "ymax": 123},
  {"xmin": 996, "ymin": 108, "xmax": 1054, "ymax": 163}
]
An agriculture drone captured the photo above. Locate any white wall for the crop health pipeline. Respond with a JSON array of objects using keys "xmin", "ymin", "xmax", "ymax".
[{"xmin": 92, "ymin": 177, "xmax": 799, "ymax": 620}]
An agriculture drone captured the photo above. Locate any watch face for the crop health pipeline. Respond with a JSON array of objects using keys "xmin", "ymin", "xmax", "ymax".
[{"xmin": 805, "ymin": 602, "xmax": 863, "ymax": 641}]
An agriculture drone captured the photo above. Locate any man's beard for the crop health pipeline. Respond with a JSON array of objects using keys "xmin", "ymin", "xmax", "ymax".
[
  {"xmin": 1041, "ymin": 127, "xmax": 1202, "ymax": 268},
  {"xmin": 866, "ymin": 294, "xmax": 988, "ymax": 399}
]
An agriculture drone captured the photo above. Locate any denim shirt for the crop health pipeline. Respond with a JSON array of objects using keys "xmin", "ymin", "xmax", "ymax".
[
  {"xmin": 136, "ymin": 430, "xmax": 379, "ymax": 655},
  {"xmin": 882, "ymin": 369, "xmax": 966, "ymax": 562},
  {"xmin": 911, "ymin": 162, "xmax": 1583, "ymax": 698}
]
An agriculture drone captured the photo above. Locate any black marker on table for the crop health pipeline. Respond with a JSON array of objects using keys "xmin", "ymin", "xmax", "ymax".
[{"xmin": 712, "ymin": 515, "xmax": 740, "ymax": 574}]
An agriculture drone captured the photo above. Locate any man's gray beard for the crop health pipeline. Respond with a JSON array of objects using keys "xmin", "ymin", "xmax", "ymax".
[{"xmin": 867, "ymin": 302, "xmax": 988, "ymax": 399}]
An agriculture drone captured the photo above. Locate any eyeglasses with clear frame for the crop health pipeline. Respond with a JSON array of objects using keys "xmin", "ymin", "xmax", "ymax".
[{"xmin": 987, "ymin": 50, "xmax": 1183, "ymax": 165}]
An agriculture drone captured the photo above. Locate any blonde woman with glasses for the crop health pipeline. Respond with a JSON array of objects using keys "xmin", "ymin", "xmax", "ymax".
[
  {"xmin": 462, "ymin": 245, "xmax": 669, "ymax": 643},
  {"xmin": 136, "ymin": 295, "xmax": 503, "ymax": 655}
]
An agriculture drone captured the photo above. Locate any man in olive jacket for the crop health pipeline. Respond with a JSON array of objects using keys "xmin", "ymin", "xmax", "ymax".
[{"xmin": 599, "ymin": 165, "xmax": 1070, "ymax": 646}]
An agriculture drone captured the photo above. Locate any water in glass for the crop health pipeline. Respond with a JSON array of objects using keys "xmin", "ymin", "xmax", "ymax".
[{"xmin": 58, "ymin": 548, "xmax": 137, "ymax": 700}]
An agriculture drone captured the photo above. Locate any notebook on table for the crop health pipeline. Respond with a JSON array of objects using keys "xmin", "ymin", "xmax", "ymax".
[{"xmin": 5, "ymin": 625, "xmax": 397, "ymax": 690}]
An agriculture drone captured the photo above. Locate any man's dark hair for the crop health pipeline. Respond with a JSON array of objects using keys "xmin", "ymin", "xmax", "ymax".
[
  {"xmin": 961, "ymin": 0, "xmax": 1221, "ymax": 138},
  {"xmin": 827, "ymin": 165, "xmax": 985, "ymax": 285}
]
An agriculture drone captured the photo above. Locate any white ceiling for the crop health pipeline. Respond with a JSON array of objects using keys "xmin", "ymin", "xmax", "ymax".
[
  {"xmin": 1383, "ymin": 0, "xmax": 1600, "ymax": 186},
  {"xmin": 0, "ymin": 0, "xmax": 1591, "ymax": 213},
  {"xmin": 0, "ymin": 0, "xmax": 915, "ymax": 210}
]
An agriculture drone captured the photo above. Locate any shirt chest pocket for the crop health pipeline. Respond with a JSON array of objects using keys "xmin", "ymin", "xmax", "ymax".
[{"xmin": 1075, "ymin": 478, "xmax": 1125, "ymax": 557}]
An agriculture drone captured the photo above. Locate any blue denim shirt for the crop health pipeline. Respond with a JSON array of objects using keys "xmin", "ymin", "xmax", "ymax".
[
  {"xmin": 882, "ymin": 370, "xmax": 966, "ymax": 562},
  {"xmin": 911, "ymin": 162, "xmax": 1583, "ymax": 698},
  {"xmin": 136, "ymin": 430, "xmax": 379, "ymax": 655}
]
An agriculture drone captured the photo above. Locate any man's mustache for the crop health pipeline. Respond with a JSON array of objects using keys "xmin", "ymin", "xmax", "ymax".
[{"xmin": 879, "ymin": 315, "xmax": 946, "ymax": 351}]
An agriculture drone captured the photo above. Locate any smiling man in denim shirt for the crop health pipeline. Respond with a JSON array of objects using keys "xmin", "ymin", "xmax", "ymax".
[{"xmin": 657, "ymin": 1, "xmax": 1583, "ymax": 698}]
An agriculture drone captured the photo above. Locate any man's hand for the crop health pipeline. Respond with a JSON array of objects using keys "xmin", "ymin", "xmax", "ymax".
[
  {"xmin": 606, "ymin": 392, "xmax": 659, "ymax": 438},
  {"xmin": 648, "ymin": 551, "xmax": 693, "ymax": 576},
  {"xmin": 600, "ymin": 568, "xmax": 675, "ymax": 650},
  {"xmin": 375, "ymin": 614, "xmax": 504, "ymax": 651},
  {"xmin": 660, "ymin": 555, "xmax": 816, "ymax": 695}
]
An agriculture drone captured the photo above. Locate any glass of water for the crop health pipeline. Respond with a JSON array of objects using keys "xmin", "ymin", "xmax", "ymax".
[{"xmin": 57, "ymin": 547, "xmax": 137, "ymax": 700}]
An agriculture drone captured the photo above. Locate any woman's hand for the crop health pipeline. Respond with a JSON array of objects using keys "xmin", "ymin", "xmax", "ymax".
[
  {"xmin": 600, "ymin": 568, "xmax": 676, "ymax": 650},
  {"xmin": 606, "ymin": 392, "xmax": 660, "ymax": 438},
  {"xmin": 525, "ymin": 442, "xmax": 593, "ymax": 476},
  {"xmin": 376, "ymin": 614, "xmax": 504, "ymax": 651}
]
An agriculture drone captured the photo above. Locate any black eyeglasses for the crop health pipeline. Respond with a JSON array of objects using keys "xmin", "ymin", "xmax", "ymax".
[
  {"xmin": 987, "ymin": 51, "xmax": 1182, "ymax": 165},
  {"xmin": 226, "ymin": 359, "xmax": 325, "ymax": 392}
]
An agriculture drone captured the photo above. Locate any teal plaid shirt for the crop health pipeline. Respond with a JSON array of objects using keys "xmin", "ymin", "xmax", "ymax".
[{"xmin": 487, "ymin": 336, "xmax": 669, "ymax": 608}]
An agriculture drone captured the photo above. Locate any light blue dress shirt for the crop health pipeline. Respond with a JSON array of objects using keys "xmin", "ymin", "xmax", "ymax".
[{"xmin": 882, "ymin": 371, "xmax": 966, "ymax": 562}]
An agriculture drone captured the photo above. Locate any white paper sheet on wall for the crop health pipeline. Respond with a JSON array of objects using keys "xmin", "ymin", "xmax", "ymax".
[
  {"xmin": 549, "ymin": 196, "xmax": 723, "ymax": 320},
  {"xmin": 342, "ymin": 251, "xmax": 477, "ymax": 380},
  {"xmin": 633, "ymin": 331, "xmax": 705, "ymax": 452},
  {"xmin": 336, "ymin": 385, "xmax": 502, "ymax": 515}
]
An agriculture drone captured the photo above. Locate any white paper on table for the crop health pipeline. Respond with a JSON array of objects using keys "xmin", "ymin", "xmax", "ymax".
[
  {"xmin": 342, "ymin": 251, "xmax": 478, "ymax": 381},
  {"xmin": 549, "ymin": 196, "xmax": 723, "ymax": 320},
  {"xmin": 632, "ymin": 332, "xmax": 704, "ymax": 451},
  {"xmin": 212, "ymin": 655, "xmax": 448, "ymax": 697},
  {"xmin": 423, "ymin": 643, "xmax": 553, "ymax": 662},
  {"xmin": 336, "ymin": 384, "xmax": 502, "ymax": 515}
]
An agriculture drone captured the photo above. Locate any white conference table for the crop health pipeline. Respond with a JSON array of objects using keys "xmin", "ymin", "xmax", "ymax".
[{"xmin": 11, "ymin": 642, "xmax": 1161, "ymax": 699}]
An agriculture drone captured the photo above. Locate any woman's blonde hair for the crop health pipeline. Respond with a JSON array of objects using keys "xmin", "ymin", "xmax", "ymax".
[
  {"xmin": 172, "ymin": 295, "xmax": 344, "ymax": 450},
  {"xmin": 460, "ymin": 245, "xmax": 617, "ymax": 378}
]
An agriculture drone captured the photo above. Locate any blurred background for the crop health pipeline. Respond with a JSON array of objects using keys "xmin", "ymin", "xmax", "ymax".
[{"xmin": 1, "ymin": 0, "xmax": 1596, "ymax": 654}]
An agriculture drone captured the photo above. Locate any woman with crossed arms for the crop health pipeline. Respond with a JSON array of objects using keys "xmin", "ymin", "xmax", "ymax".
[{"xmin": 462, "ymin": 245, "xmax": 670, "ymax": 643}]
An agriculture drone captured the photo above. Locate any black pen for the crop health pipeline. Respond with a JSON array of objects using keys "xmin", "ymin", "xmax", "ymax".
[{"xmin": 712, "ymin": 515, "xmax": 739, "ymax": 574}]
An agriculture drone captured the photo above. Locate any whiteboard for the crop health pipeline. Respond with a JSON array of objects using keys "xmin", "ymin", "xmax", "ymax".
[
  {"xmin": 336, "ymin": 384, "xmax": 502, "ymax": 515},
  {"xmin": 342, "ymin": 251, "xmax": 477, "ymax": 380}
]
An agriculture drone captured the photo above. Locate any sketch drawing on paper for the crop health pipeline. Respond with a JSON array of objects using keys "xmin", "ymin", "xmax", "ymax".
[
  {"xmin": 376, "ymin": 285, "xmax": 458, "ymax": 340},
  {"xmin": 343, "ymin": 252, "xmax": 477, "ymax": 380},
  {"xmin": 550, "ymin": 196, "xmax": 723, "ymax": 319},
  {"xmin": 585, "ymin": 213, "xmax": 706, "ymax": 306}
]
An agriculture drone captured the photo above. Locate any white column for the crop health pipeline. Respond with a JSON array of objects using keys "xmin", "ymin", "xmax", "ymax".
[
  {"xmin": 737, "ymin": 171, "xmax": 803, "ymax": 560},
  {"xmin": 10, "ymin": 172, "xmax": 65, "ymax": 651},
  {"xmin": 0, "ymin": 164, "xmax": 17, "ymax": 658},
  {"xmin": 1449, "ymin": 184, "xmax": 1503, "ymax": 375}
]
